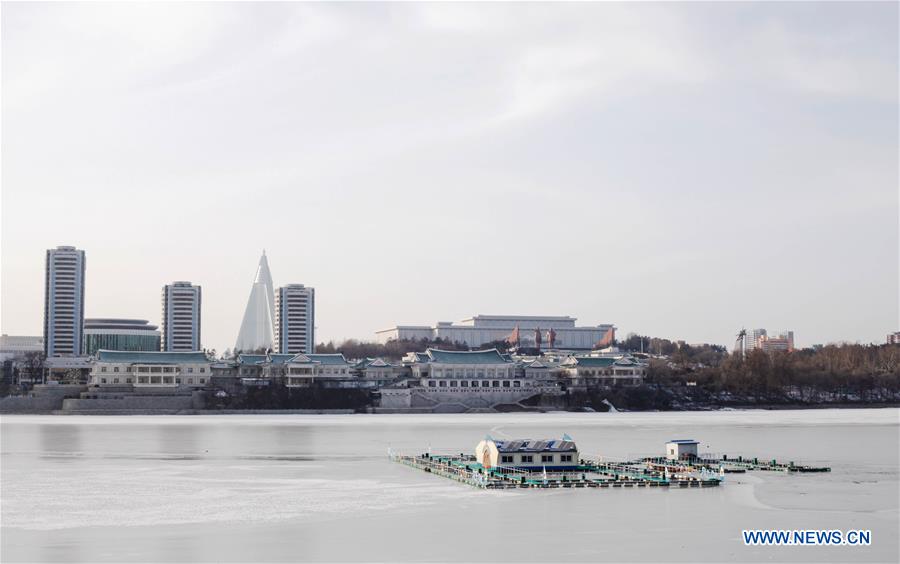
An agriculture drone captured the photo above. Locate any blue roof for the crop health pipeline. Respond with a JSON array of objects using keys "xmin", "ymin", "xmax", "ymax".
[
  {"xmin": 426, "ymin": 348, "xmax": 510, "ymax": 364},
  {"xmin": 237, "ymin": 354, "xmax": 267, "ymax": 365},
  {"xmin": 305, "ymin": 353, "xmax": 350, "ymax": 365},
  {"xmin": 355, "ymin": 357, "xmax": 394, "ymax": 369},
  {"xmin": 668, "ymin": 439, "xmax": 699, "ymax": 444},
  {"xmin": 570, "ymin": 357, "xmax": 616, "ymax": 367},
  {"xmin": 268, "ymin": 354, "xmax": 295, "ymax": 365},
  {"xmin": 96, "ymin": 350, "xmax": 208, "ymax": 364}
]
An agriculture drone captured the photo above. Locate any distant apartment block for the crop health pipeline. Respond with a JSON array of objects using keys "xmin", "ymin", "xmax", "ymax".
[
  {"xmin": 161, "ymin": 282, "xmax": 201, "ymax": 351},
  {"xmin": 44, "ymin": 246, "xmax": 86, "ymax": 356},
  {"xmin": 274, "ymin": 284, "xmax": 315, "ymax": 354},
  {"xmin": 376, "ymin": 315, "xmax": 614, "ymax": 350},
  {"xmin": 887, "ymin": 332, "xmax": 900, "ymax": 345},
  {"xmin": 744, "ymin": 328, "xmax": 794, "ymax": 352},
  {"xmin": 0, "ymin": 335, "xmax": 43, "ymax": 362}
]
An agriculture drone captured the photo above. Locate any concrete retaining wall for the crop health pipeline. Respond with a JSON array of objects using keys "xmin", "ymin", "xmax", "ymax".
[
  {"xmin": 0, "ymin": 385, "xmax": 87, "ymax": 413},
  {"xmin": 62, "ymin": 394, "xmax": 194, "ymax": 412}
]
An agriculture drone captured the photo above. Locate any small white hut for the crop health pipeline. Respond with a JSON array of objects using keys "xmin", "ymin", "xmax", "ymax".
[{"xmin": 666, "ymin": 439, "xmax": 699, "ymax": 461}]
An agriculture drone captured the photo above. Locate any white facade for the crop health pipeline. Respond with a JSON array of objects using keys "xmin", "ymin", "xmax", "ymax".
[
  {"xmin": 475, "ymin": 438, "xmax": 580, "ymax": 470},
  {"xmin": 666, "ymin": 440, "xmax": 699, "ymax": 461},
  {"xmin": 377, "ymin": 315, "xmax": 614, "ymax": 350},
  {"xmin": 562, "ymin": 356, "xmax": 645, "ymax": 388},
  {"xmin": 235, "ymin": 252, "xmax": 276, "ymax": 353},
  {"xmin": 161, "ymin": 282, "xmax": 201, "ymax": 351},
  {"xmin": 90, "ymin": 350, "xmax": 211, "ymax": 388},
  {"xmin": 44, "ymin": 246, "xmax": 86, "ymax": 356},
  {"xmin": 284, "ymin": 353, "xmax": 353, "ymax": 387},
  {"xmin": 275, "ymin": 284, "xmax": 315, "ymax": 355}
]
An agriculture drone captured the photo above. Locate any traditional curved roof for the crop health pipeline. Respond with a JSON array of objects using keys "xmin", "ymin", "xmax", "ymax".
[
  {"xmin": 426, "ymin": 348, "xmax": 510, "ymax": 364},
  {"xmin": 568, "ymin": 357, "xmax": 616, "ymax": 367}
]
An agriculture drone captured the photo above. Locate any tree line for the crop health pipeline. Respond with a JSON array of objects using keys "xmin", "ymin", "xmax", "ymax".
[{"xmin": 648, "ymin": 344, "xmax": 900, "ymax": 402}]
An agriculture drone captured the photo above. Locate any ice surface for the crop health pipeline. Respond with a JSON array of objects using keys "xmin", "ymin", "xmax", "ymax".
[{"xmin": 2, "ymin": 409, "xmax": 897, "ymax": 562}]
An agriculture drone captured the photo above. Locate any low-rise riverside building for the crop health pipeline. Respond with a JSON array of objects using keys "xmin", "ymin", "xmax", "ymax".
[
  {"xmin": 285, "ymin": 353, "xmax": 355, "ymax": 388},
  {"xmin": 561, "ymin": 355, "xmax": 645, "ymax": 389},
  {"xmin": 475, "ymin": 437, "xmax": 580, "ymax": 470},
  {"xmin": 379, "ymin": 349, "xmax": 545, "ymax": 412},
  {"xmin": 352, "ymin": 358, "xmax": 405, "ymax": 388},
  {"xmin": 89, "ymin": 350, "xmax": 211, "ymax": 389},
  {"xmin": 235, "ymin": 353, "xmax": 296, "ymax": 385}
]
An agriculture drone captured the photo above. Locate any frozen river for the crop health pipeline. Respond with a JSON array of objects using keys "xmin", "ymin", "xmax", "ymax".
[{"xmin": 2, "ymin": 409, "xmax": 898, "ymax": 562}]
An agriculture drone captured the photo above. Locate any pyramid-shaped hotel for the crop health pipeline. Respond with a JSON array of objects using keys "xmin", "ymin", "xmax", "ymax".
[{"xmin": 234, "ymin": 251, "xmax": 314, "ymax": 355}]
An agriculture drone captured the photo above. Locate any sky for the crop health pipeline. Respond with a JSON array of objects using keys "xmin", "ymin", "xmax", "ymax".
[{"xmin": 2, "ymin": 2, "xmax": 897, "ymax": 353}]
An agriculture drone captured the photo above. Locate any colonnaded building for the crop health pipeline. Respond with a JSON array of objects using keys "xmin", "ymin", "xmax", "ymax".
[{"xmin": 375, "ymin": 315, "xmax": 615, "ymax": 350}]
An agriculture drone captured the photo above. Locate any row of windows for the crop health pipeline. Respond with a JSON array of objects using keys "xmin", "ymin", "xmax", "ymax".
[
  {"xmin": 577, "ymin": 368, "xmax": 642, "ymax": 376},
  {"xmin": 98, "ymin": 376, "xmax": 206, "ymax": 385},
  {"xmin": 432, "ymin": 368, "xmax": 511, "ymax": 378},
  {"xmin": 99, "ymin": 365, "xmax": 206, "ymax": 373},
  {"xmin": 499, "ymin": 454, "xmax": 574, "ymax": 464},
  {"xmin": 427, "ymin": 380, "xmax": 522, "ymax": 388}
]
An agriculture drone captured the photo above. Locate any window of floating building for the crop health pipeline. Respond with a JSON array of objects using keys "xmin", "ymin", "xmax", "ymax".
[
  {"xmin": 200, "ymin": 378, "xmax": 205, "ymax": 384},
  {"xmin": 200, "ymin": 368, "xmax": 205, "ymax": 373},
  {"xmin": 481, "ymin": 380, "xmax": 490, "ymax": 388},
  {"xmin": 113, "ymin": 367, "xmax": 119, "ymax": 373},
  {"xmin": 428, "ymin": 380, "xmax": 436, "ymax": 387},
  {"xmin": 113, "ymin": 378, "xmax": 119, "ymax": 384},
  {"xmin": 101, "ymin": 378, "xmax": 107, "ymax": 384},
  {"xmin": 502, "ymin": 381, "xmax": 510, "ymax": 388},
  {"xmin": 138, "ymin": 376, "xmax": 148, "ymax": 384},
  {"xmin": 461, "ymin": 380, "xmax": 468, "ymax": 388},
  {"xmin": 501, "ymin": 455, "xmax": 514, "ymax": 464},
  {"xmin": 449, "ymin": 380, "xmax": 457, "ymax": 387},
  {"xmin": 101, "ymin": 367, "xmax": 107, "ymax": 373},
  {"xmin": 188, "ymin": 368, "xmax": 193, "ymax": 373},
  {"xmin": 151, "ymin": 376, "xmax": 161, "ymax": 384},
  {"xmin": 513, "ymin": 381, "xmax": 521, "ymax": 388},
  {"xmin": 439, "ymin": 380, "xmax": 447, "ymax": 387},
  {"xmin": 126, "ymin": 378, "xmax": 132, "ymax": 383},
  {"xmin": 521, "ymin": 455, "xmax": 534, "ymax": 463},
  {"xmin": 492, "ymin": 381, "xmax": 500, "ymax": 387},
  {"xmin": 561, "ymin": 455, "xmax": 573, "ymax": 462},
  {"xmin": 542, "ymin": 455, "xmax": 553, "ymax": 463},
  {"xmin": 163, "ymin": 376, "xmax": 173, "ymax": 384}
]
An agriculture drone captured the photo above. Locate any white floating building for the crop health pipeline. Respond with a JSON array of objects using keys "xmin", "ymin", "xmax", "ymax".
[
  {"xmin": 666, "ymin": 439, "xmax": 699, "ymax": 461},
  {"xmin": 475, "ymin": 436, "xmax": 580, "ymax": 470}
]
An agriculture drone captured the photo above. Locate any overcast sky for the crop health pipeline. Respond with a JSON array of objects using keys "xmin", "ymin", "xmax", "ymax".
[{"xmin": 2, "ymin": 2, "xmax": 897, "ymax": 353}]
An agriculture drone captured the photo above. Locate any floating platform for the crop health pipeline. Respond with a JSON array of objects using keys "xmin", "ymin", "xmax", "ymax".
[
  {"xmin": 391, "ymin": 451, "xmax": 829, "ymax": 490},
  {"xmin": 391, "ymin": 452, "xmax": 722, "ymax": 490}
]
